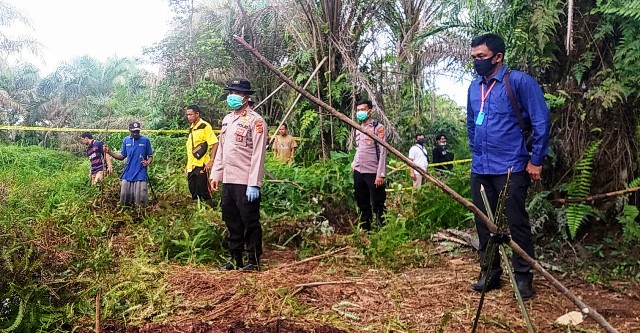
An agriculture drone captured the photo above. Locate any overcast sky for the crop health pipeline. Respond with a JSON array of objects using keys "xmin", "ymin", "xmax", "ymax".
[{"xmin": 5, "ymin": 0, "xmax": 173, "ymax": 74}]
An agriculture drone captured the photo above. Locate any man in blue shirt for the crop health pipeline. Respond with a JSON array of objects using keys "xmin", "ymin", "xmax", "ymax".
[
  {"xmin": 466, "ymin": 33, "xmax": 550, "ymax": 300},
  {"xmin": 105, "ymin": 122, "xmax": 154, "ymax": 205}
]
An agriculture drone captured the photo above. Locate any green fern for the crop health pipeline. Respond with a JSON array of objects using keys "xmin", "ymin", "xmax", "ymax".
[
  {"xmin": 530, "ymin": 0, "xmax": 563, "ymax": 52},
  {"xmin": 615, "ymin": 177, "xmax": 640, "ymax": 243},
  {"xmin": 628, "ymin": 177, "xmax": 640, "ymax": 189},
  {"xmin": 565, "ymin": 140, "xmax": 602, "ymax": 238},
  {"xmin": 572, "ymin": 52, "xmax": 595, "ymax": 85},
  {"xmin": 594, "ymin": 0, "xmax": 640, "ymax": 19}
]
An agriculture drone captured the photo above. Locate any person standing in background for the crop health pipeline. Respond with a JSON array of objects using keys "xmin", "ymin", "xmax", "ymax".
[
  {"xmin": 185, "ymin": 105, "xmax": 218, "ymax": 208},
  {"xmin": 432, "ymin": 134, "xmax": 454, "ymax": 175},
  {"xmin": 351, "ymin": 99, "xmax": 387, "ymax": 231},
  {"xmin": 408, "ymin": 133, "xmax": 429, "ymax": 188},
  {"xmin": 105, "ymin": 122, "xmax": 154, "ymax": 206},
  {"xmin": 80, "ymin": 132, "xmax": 112, "ymax": 185},
  {"xmin": 272, "ymin": 124, "xmax": 297, "ymax": 163}
]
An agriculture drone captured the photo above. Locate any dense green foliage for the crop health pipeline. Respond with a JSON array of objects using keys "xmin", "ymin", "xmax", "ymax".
[
  {"xmin": 2, "ymin": 0, "xmax": 640, "ymax": 329},
  {"xmin": 0, "ymin": 142, "xmax": 478, "ymax": 331}
]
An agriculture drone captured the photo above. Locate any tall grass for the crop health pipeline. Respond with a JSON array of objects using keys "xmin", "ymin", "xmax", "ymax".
[{"xmin": 0, "ymin": 142, "xmax": 475, "ymax": 331}]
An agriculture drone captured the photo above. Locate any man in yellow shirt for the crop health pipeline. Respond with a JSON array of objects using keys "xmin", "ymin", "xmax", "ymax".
[
  {"xmin": 185, "ymin": 105, "xmax": 219, "ymax": 208},
  {"xmin": 272, "ymin": 124, "xmax": 297, "ymax": 163}
]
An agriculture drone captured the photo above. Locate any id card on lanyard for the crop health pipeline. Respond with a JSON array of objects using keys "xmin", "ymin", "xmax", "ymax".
[{"xmin": 476, "ymin": 80, "xmax": 497, "ymax": 126}]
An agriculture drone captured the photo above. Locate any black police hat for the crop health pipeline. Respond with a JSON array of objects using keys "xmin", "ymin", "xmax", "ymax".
[{"xmin": 224, "ymin": 78, "xmax": 255, "ymax": 95}]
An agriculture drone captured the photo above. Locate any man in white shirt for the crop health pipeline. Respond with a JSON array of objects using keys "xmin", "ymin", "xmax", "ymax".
[{"xmin": 408, "ymin": 133, "xmax": 429, "ymax": 188}]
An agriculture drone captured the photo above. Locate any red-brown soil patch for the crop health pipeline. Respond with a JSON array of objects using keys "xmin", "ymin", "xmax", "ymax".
[{"xmin": 105, "ymin": 247, "xmax": 639, "ymax": 332}]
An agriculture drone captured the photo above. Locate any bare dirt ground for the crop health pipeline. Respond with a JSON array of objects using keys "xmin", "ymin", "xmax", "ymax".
[{"xmin": 102, "ymin": 244, "xmax": 640, "ymax": 333}]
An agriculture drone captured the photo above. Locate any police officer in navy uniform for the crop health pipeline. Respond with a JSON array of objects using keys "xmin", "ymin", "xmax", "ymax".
[
  {"xmin": 210, "ymin": 78, "xmax": 267, "ymax": 271},
  {"xmin": 351, "ymin": 99, "xmax": 387, "ymax": 231}
]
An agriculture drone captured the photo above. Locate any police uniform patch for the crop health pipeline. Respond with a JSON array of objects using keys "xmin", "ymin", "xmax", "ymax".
[
  {"xmin": 365, "ymin": 139, "xmax": 372, "ymax": 145},
  {"xmin": 255, "ymin": 120, "xmax": 264, "ymax": 134},
  {"xmin": 377, "ymin": 126, "xmax": 385, "ymax": 139}
]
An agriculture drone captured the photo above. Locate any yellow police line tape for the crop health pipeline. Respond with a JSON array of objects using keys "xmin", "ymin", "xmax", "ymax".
[
  {"xmin": 389, "ymin": 158, "xmax": 471, "ymax": 169},
  {"xmin": 1, "ymin": 125, "xmax": 468, "ymax": 167},
  {"xmin": 385, "ymin": 158, "xmax": 472, "ymax": 192},
  {"xmin": 428, "ymin": 158, "xmax": 471, "ymax": 168},
  {"xmin": 0, "ymin": 125, "xmax": 307, "ymax": 140},
  {"xmin": 0, "ymin": 125, "xmax": 190, "ymax": 134}
]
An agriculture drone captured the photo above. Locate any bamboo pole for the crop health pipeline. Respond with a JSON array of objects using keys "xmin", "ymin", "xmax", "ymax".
[
  {"xmin": 267, "ymin": 57, "xmax": 328, "ymax": 149},
  {"xmin": 232, "ymin": 34, "xmax": 619, "ymax": 333},
  {"xmin": 253, "ymin": 82, "xmax": 287, "ymax": 111}
]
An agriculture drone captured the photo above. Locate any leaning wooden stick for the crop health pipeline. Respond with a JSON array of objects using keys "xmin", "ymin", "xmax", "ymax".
[
  {"xmin": 253, "ymin": 82, "xmax": 287, "ymax": 110},
  {"xmin": 232, "ymin": 35, "xmax": 619, "ymax": 333},
  {"xmin": 268, "ymin": 56, "xmax": 328, "ymax": 148}
]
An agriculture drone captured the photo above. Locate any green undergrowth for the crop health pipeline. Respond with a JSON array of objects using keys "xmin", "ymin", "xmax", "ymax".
[{"xmin": 1, "ymin": 143, "xmax": 474, "ymax": 331}]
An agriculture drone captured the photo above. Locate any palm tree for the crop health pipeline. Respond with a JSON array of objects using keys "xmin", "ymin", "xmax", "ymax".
[{"xmin": 0, "ymin": 0, "xmax": 40, "ymax": 116}]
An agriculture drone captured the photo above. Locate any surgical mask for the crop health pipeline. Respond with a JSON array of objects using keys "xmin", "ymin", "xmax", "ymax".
[
  {"xmin": 474, "ymin": 55, "xmax": 497, "ymax": 77},
  {"xmin": 416, "ymin": 139, "xmax": 425, "ymax": 145},
  {"xmin": 226, "ymin": 94, "xmax": 244, "ymax": 110},
  {"xmin": 437, "ymin": 141, "xmax": 447, "ymax": 146},
  {"xmin": 356, "ymin": 111, "xmax": 368, "ymax": 122}
]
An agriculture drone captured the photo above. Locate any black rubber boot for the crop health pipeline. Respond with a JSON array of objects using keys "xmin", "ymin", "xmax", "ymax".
[
  {"xmin": 217, "ymin": 251, "xmax": 243, "ymax": 271},
  {"xmin": 469, "ymin": 268, "xmax": 502, "ymax": 292},
  {"xmin": 359, "ymin": 219, "xmax": 372, "ymax": 232},
  {"xmin": 375, "ymin": 211, "xmax": 385, "ymax": 227},
  {"xmin": 240, "ymin": 252, "xmax": 260, "ymax": 272},
  {"xmin": 515, "ymin": 272, "xmax": 534, "ymax": 300}
]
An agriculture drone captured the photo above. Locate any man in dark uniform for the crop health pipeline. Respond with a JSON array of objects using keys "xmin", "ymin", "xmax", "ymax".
[
  {"xmin": 351, "ymin": 99, "xmax": 387, "ymax": 231},
  {"xmin": 432, "ymin": 134, "xmax": 454, "ymax": 174},
  {"xmin": 210, "ymin": 78, "xmax": 267, "ymax": 271}
]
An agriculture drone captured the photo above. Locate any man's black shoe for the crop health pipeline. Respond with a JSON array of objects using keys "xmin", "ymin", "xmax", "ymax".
[
  {"xmin": 469, "ymin": 274, "xmax": 502, "ymax": 292},
  {"xmin": 239, "ymin": 263, "xmax": 260, "ymax": 272},
  {"xmin": 515, "ymin": 280, "xmax": 534, "ymax": 300},
  {"xmin": 217, "ymin": 262, "xmax": 237, "ymax": 271}
]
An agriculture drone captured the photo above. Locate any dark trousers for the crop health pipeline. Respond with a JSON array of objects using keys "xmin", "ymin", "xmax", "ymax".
[
  {"xmin": 188, "ymin": 166, "xmax": 212, "ymax": 200},
  {"xmin": 471, "ymin": 171, "xmax": 534, "ymax": 275},
  {"xmin": 221, "ymin": 183, "xmax": 262, "ymax": 264},
  {"xmin": 354, "ymin": 171, "xmax": 386, "ymax": 230}
]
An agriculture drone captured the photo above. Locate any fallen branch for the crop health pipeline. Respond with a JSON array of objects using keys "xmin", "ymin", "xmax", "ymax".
[
  {"xmin": 232, "ymin": 35, "xmax": 619, "ymax": 333},
  {"xmin": 294, "ymin": 280, "xmax": 360, "ymax": 288},
  {"xmin": 552, "ymin": 186, "xmax": 640, "ymax": 205},
  {"xmin": 432, "ymin": 232, "xmax": 473, "ymax": 248},
  {"xmin": 279, "ymin": 247, "xmax": 349, "ymax": 269},
  {"xmin": 445, "ymin": 229, "xmax": 480, "ymax": 250}
]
